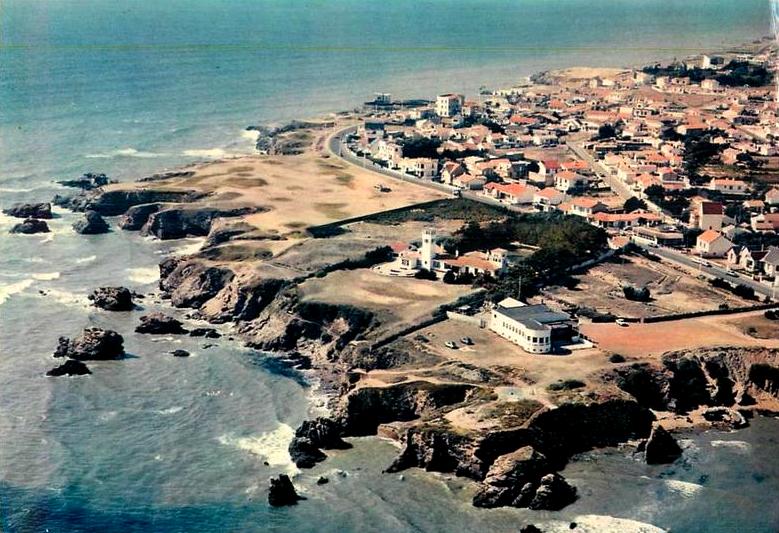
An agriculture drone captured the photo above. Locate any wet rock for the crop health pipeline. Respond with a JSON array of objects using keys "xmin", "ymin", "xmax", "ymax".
[
  {"xmin": 520, "ymin": 526, "xmax": 543, "ymax": 533},
  {"xmin": 525, "ymin": 473, "xmax": 577, "ymax": 511},
  {"xmin": 701, "ymin": 407, "xmax": 748, "ymax": 429},
  {"xmin": 89, "ymin": 286, "xmax": 134, "ymax": 311},
  {"xmin": 53, "ymin": 328, "xmax": 125, "ymax": 360},
  {"xmin": 57, "ymin": 172, "xmax": 114, "ymax": 190},
  {"xmin": 135, "ymin": 312, "xmax": 188, "ymax": 334},
  {"xmin": 10, "ymin": 219, "xmax": 50, "ymax": 234},
  {"xmin": 83, "ymin": 189, "xmax": 202, "ymax": 216},
  {"xmin": 118, "ymin": 203, "xmax": 165, "ymax": 230},
  {"xmin": 295, "ymin": 418, "xmax": 351, "ymax": 450},
  {"xmin": 141, "ymin": 206, "xmax": 261, "ymax": 240},
  {"xmin": 73, "ymin": 210, "xmax": 110, "ymax": 234},
  {"xmin": 170, "ymin": 349, "xmax": 191, "ymax": 358},
  {"xmin": 316, "ymin": 476, "xmax": 329, "ymax": 485},
  {"xmin": 267, "ymin": 474, "xmax": 304, "ymax": 506},
  {"xmin": 3, "ymin": 202, "xmax": 52, "ymax": 219},
  {"xmin": 46, "ymin": 359, "xmax": 92, "ymax": 377},
  {"xmin": 644, "ymin": 425, "xmax": 682, "ymax": 465},
  {"xmin": 189, "ymin": 327, "xmax": 221, "ymax": 338},
  {"xmin": 288, "ymin": 437, "xmax": 327, "ymax": 468}
]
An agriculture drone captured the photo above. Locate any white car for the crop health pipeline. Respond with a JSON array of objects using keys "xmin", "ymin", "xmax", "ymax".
[{"xmin": 615, "ymin": 319, "xmax": 629, "ymax": 327}]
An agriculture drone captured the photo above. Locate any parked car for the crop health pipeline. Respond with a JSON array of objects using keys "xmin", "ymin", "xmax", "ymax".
[
  {"xmin": 725, "ymin": 269, "xmax": 738, "ymax": 277},
  {"xmin": 615, "ymin": 319, "xmax": 629, "ymax": 327},
  {"xmin": 445, "ymin": 341, "xmax": 458, "ymax": 349},
  {"xmin": 460, "ymin": 337, "xmax": 474, "ymax": 346}
]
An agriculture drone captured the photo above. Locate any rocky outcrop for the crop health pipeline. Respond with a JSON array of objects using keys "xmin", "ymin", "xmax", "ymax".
[
  {"xmin": 701, "ymin": 406, "xmax": 748, "ymax": 429},
  {"xmin": 267, "ymin": 474, "xmax": 304, "ymax": 506},
  {"xmin": 288, "ymin": 417, "xmax": 352, "ymax": 469},
  {"xmin": 3, "ymin": 202, "xmax": 52, "ymax": 219},
  {"xmin": 521, "ymin": 473, "xmax": 577, "ymax": 511},
  {"xmin": 73, "ymin": 211, "xmax": 110, "ymax": 234},
  {"xmin": 57, "ymin": 172, "xmax": 114, "ymax": 190},
  {"xmin": 644, "ymin": 425, "xmax": 682, "ymax": 465},
  {"xmin": 189, "ymin": 327, "xmax": 221, "ymax": 338},
  {"xmin": 337, "ymin": 381, "xmax": 475, "ymax": 437},
  {"xmin": 135, "ymin": 312, "xmax": 188, "ymax": 334},
  {"xmin": 141, "ymin": 206, "xmax": 262, "ymax": 240},
  {"xmin": 46, "ymin": 359, "xmax": 92, "ymax": 377},
  {"xmin": 158, "ymin": 258, "xmax": 236, "ymax": 309},
  {"xmin": 10, "ymin": 219, "xmax": 50, "ymax": 234},
  {"xmin": 53, "ymin": 328, "xmax": 125, "ymax": 360},
  {"xmin": 472, "ymin": 446, "xmax": 551, "ymax": 507},
  {"xmin": 118, "ymin": 203, "xmax": 166, "ymax": 230},
  {"xmin": 64, "ymin": 189, "xmax": 201, "ymax": 216},
  {"xmin": 89, "ymin": 286, "xmax": 135, "ymax": 311}
]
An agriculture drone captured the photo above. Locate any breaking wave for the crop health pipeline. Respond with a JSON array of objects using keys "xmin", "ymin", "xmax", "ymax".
[
  {"xmin": 86, "ymin": 148, "xmax": 167, "ymax": 159},
  {"xmin": 126, "ymin": 266, "xmax": 159, "ymax": 284},
  {"xmin": 218, "ymin": 423, "xmax": 296, "ymax": 473}
]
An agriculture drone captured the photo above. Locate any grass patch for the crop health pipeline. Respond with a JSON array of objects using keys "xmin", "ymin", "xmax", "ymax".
[
  {"xmin": 315, "ymin": 202, "xmax": 350, "ymax": 219},
  {"xmin": 547, "ymin": 379, "xmax": 586, "ymax": 392},
  {"xmin": 481, "ymin": 399, "xmax": 544, "ymax": 427},
  {"xmin": 334, "ymin": 174, "xmax": 355, "ymax": 187},
  {"xmin": 366, "ymin": 198, "xmax": 508, "ymax": 225}
]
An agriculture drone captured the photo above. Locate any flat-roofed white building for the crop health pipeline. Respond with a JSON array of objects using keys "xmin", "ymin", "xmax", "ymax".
[{"xmin": 489, "ymin": 299, "xmax": 577, "ymax": 354}]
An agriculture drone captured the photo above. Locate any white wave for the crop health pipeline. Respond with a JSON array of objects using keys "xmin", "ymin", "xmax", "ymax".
[
  {"xmin": 710, "ymin": 440, "xmax": 750, "ymax": 452},
  {"xmin": 38, "ymin": 234, "xmax": 54, "ymax": 243},
  {"xmin": 0, "ymin": 186, "xmax": 34, "ymax": 193},
  {"xmin": 662, "ymin": 479, "xmax": 703, "ymax": 498},
  {"xmin": 182, "ymin": 148, "xmax": 231, "ymax": 159},
  {"xmin": 31, "ymin": 272, "xmax": 60, "ymax": 281},
  {"xmin": 173, "ymin": 238, "xmax": 205, "ymax": 256},
  {"xmin": 85, "ymin": 147, "xmax": 166, "ymax": 159},
  {"xmin": 241, "ymin": 129, "xmax": 260, "ymax": 142},
  {"xmin": 126, "ymin": 266, "xmax": 158, "ymax": 284},
  {"xmin": 23, "ymin": 257, "xmax": 49, "ymax": 265},
  {"xmin": 0, "ymin": 279, "xmax": 35, "ymax": 306},
  {"xmin": 546, "ymin": 515, "xmax": 667, "ymax": 533},
  {"xmin": 39, "ymin": 288, "xmax": 90, "ymax": 308},
  {"xmin": 218, "ymin": 423, "xmax": 297, "ymax": 473},
  {"xmin": 157, "ymin": 406, "xmax": 184, "ymax": 415},
  {"xmin": 75, "ymin": 255, "xmax": 97, "ymax": 265}
]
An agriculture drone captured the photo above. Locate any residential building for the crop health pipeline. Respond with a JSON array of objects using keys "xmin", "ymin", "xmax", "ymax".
[
  {"xmin": 695, "ymin": 230, "xmax": 733, "ymax": 257},
  {"xmin": 436, "ymin": 93, "xmax": 465, "ymax": 118},
  {"xmin": 554, "ymin": 170, "xmax": 588, "ymax": 193},
  {"xmin": 694, "ymin": 201, "xmax": 725, "ymax": 231}
]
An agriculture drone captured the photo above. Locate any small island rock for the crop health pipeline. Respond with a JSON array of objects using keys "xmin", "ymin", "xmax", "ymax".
[
  {"xmin": 268, "ymin": 474, "xmax": 304, "ymax": 507},
  {"xmin": 54, "ymin": 328, "xmax": 125, "ymax": 360},
  {"xmin": 10, "ymin": 219, "xmax": 50, "ymax": 234},
  {"xmin": 170, "ymin": 349, "xmax": 190, "ymax": 358},
  {"xmin": 135, "ymin": 312, "xmax": 188, "ymax": 334},
  {"xmin": 47, "ymin": 359, "xmax": 92, "ymax": 377},
  {"xmin": 58, "ymin": 172, "xmax": 114, "ymax": 190},
  {"xmin": 645, "ymin": 425, "xmax": 683, "ymax": 465},
  {"xmin": 73, "ymin": 210, "xmax": 110, "ymax": 234},
  {"xmin": 89, "ymin": 286, "xmax": 134, "ymax": 311},
  {"xmin": 3, "ymin": 202, "xmax": 52, "ymax": 219},
  {"xmin": 189, "ymin": 327, "xmax": 221, "ymax": 338}
]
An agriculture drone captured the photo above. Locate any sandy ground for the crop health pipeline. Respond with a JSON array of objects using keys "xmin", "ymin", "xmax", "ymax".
[{"xmin": 581, "ymin": 310, "xmax": 779, "ymax": 357}]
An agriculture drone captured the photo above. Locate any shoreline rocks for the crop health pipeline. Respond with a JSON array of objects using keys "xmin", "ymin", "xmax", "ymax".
[
  {"xmin": 3, "ymin": 202, "xmax": 52, "ymax": 219},
  {"xmin": 89, "ymin": 287, "xmax": 135, "ymax": 311},
  {"xmin": 54, "ymin": 328, "xmax": 125, "ymax": 360},
  {"xmin": 268, "ymin": 474, "xmax": 305, "ymax": 506},
  {"xmin": 57, "ymin": 172, "xmax": 114, "ymax": 190},
  {"xmin": 73, "ymin": 210, "xmax": 110, "ymax": 234},
  {"xmin": 644, "ymin": 425, "xmax": 683, "ymax": 465},
  {"xmin": 189, "ymin": 327, "xmax": 221, "ymax": 339},
  {"xmin": 10, "ymin": 219, "xmax": 50, "ymax": 234},
  {"xmin": 135, "ymin": 312, "xmax": 188, "ymax": 334}
]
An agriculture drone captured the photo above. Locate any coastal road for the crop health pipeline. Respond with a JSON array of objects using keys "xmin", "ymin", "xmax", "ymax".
[{"xmin": 633, "ymin": 241, "xmax": 778, "ymax": 300}]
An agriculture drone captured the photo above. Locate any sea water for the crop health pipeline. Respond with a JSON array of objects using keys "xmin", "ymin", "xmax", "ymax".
[{"xmin": 1, "ymin": 1, "xmax": 777, "ymax": 531}]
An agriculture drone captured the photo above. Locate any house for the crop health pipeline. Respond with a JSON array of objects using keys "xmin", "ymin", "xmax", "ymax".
[
  {"xmin": 399, "ymin": 158, "xmax": 437, "ymax": 179},
  {"xmin": 739, "ymin": 247, "xmax": 769, "ymax": 272},
  {"xmin": 436, "ymin": 93, "xmax": 464, "ymax": 117},
  {"xmin": 395, "ymin": 229, "xmax": 508, "ymax": 278},
  {"xmin": 765, "ymin": 188, "xmax": 779, "ymax": 206},
  {"xmin": 751, "ymin": 213, "xmax": 779, "ymax": 233},
  {"xmin": 567, "ymin": 197, "xmax": 608, "ymax": 218},
  {"xmin": 358, "ymin": 120, "xmax": 385, "ymax": 145},
  {"xmin": 694, "ymin": 201, "xmax": 725, "ymax": 231},
  {"xmin": 709, "ymin": 178, "xmax": 748, "ymax": 195},
  {"xmin": 591, "ymin": 210, "xmax": 662, "ymax": 229},
  {"xmin": 484, "ymin": 182, "xmax": 537, "ymax": 205},
  {"xmin": 695, "ymin": 230, "xmax": 733, "ymax": 258},
  {"xmin": 761, "ymin": 247, "xmax": 779, "ymax": 278},
  {"xmin": 441, "ymin": 161, "xmax": 466, "ymax": 185},
  {"xmin": 489, "ymin": 299, "xmax": 578, "ymax": 354},
  {"xmin": 533, "ymin": 188, "xmax": 565, "ymax": 211},
  {"xmin": 554, "ymin": 170, "xmax": 588, "ymax": 193}
]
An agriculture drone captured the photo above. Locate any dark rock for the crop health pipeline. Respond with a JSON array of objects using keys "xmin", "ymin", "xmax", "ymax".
[
  {"xmin": 73, "ymin": 210, "xmax": 110, "ymax": 234},
  {"xmin": 520, "ymin": 526, "xmax": 543, "ymax": 533},
  {"xmin": 158, "ymin": 259, "xmax": 235, "ymax": 309},
  {"xmin": 645, "ymin": 425, "xmax": 682, "ymax": 464},
  {"xmin": 268, "ymin": 474, "xmax": 304, "ymax": 506},
  {"xmin": 170, "ymin": 349, "xmax": 190, "ymax": 358},
  {"xmin": 664, "ymin": 357, "xmax": 711, "ymax": 413},
  {"xmin": 189, "ymin": 327, "xmax": 221, "ymax": 338},
  {"xmin": 472, "ymin": 446, "xmax": 550, "ymax": 508},
  {"xmin": 295, "ymin": 418, "xmax": 351, "ymax": 450},
  {"xmin": 83, "ymin": 189, "xmax": 202, "ymax": 216},
  {"xmin": 316, "ymin": 476, "xmax": 329, "ymax": 485},
  {"xmin": 89, "ymin": 286, "xmax": 134, "ymax": 311},
  {"xmin": 57, "ymin": 172, "xmax": 114, "ymax": 190},
  {"xmin": 53, "ymin": 328, "xmax": 125, "ymax": 360},
  {"xmin": 701, "ymin": 407, "xmax": 748, "ymax": 429},
  {"xmin": 288, "ymin": 437, "xmax": 327, "ymax": 468},
  {"xmin": 135, "ymin": 312, "xmax": 188, "ymax": 334},
  {"xmin": 525, "ymin": 473, "xmax": 577, "ymax": 511},
  {"xmin": 141, "ymin": 206, "xmax": 262, "ymax": 240},
  {"xmin": 46, "ymin": 359, "xmax": 92, "ymax": 377},
  {"xmin": 10, "ymin": 219, "xmax": 50, "ymax": 234},
  {"xmin": 3, "ymin": 202, "xmax": 52, "ymax": 219},
  {"xmin": 118, "ymin": 203, "xmax": 165, "ymax": 230}
]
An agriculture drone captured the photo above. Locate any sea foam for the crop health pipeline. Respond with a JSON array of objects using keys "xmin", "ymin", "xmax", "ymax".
[
  {"xmin": 218, "ymin": 423, "xmax": 297, "ymax": 473},
  {"xmin": 0, "ymin": 279, "xmax": 35, "ymax": 306},
  {"xmin": 126, "ymin": 266, "xmax": 159, "ymax": 284},
  {"xmin": 86, "ymin": 148, "xmax": 166, "ymax": 159},
  {"xmin": 546, "ymin": 515, "xmax": 667, "ymax": 533}
]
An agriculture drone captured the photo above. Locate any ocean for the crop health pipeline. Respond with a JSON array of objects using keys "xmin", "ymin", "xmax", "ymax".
[{"xmin": 0, "ymin": 1, "xmax": 777, "ymax": 531}]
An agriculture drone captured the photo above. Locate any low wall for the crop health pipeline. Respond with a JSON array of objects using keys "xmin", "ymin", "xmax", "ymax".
[{"xmin": 623, "ymin": 303, "xmax": 779, "ymax": 324}]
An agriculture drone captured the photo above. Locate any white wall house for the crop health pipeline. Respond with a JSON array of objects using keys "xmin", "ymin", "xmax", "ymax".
[
  {"xmin": 489, "ymin": 299, "xmax": 576, "ymax": 354},
  {"xmin": 695, "ymin": 230, "xmax": 732, "ymax": 258}
]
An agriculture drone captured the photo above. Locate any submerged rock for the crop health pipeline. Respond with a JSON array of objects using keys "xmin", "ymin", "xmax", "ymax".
[
  {"xmin": 89, "ymin": 286, "xmax": 134, "ymax": 311},
  {"xmin": 73, "ymin": 210, "xmax": 110, "ymax": 234},
  {"xmin": 169, "ymin": 349, "xmax": 190, "ymax": 358},
  {"xmin": 46, "ymin": 359, "xmax": 92, "ymax": 377},
  {"xmin": 288, "ymin": 437, "xmax": 327, "ymax": 468},
  {"xmin": 57, "ymin": 172, "xmax": 114, "ymax": 190},
  {"xmin": 3, "ymin": 202, "xmax": 52, "ymax": 219},
  {"xmin": 10, "ymin": 219, "xmax": 50, "ymax": 234},
  {"xmin": 267, "ymin": 474, "xmax": 304, "ymax": 506},
  {"xmin": 135, "ymin": 312, "xmax": 188, "ymax": 334},
  {"xmin": 189, "ymin": 327, "xmax": 221, "ymax": 339},
  {"xmin": 644, "ymin": 425, "xmax": 683, "ymax": 465},
  {"xmin": 54, "ymin": 328, "xmax": 125, "ymax": 360}
]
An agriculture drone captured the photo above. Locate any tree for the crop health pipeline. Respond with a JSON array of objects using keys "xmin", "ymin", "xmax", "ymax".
[
  {"xmin": 401, "ymin": 136, "xmax": 442, "ymax": 159},
  {"xmin": 442, "ymin": 270, "xmax": 457, "ymax": 284},
  {"xmin": 414, "ymin": 268, "xmax": 437, "ymax": 281},
  {"xmin": 623, "ymin": 285, "xmax": 651, "ymax": 302},
  {"xmin": 623, "ymin": 196, "xmax": 648, "ymax": 213},
  {"xmin": 644, "ymin": 184, "xmax": 665, "ymax": 199},
  {"xmin": 597, "ymin": 123, "xmax": 618, "ymax": 140}
]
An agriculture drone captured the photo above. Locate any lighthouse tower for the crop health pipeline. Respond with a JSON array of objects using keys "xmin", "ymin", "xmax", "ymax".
[{"xmin": 420, "ymin": 228, "xmax": 436, "ymax": 270}]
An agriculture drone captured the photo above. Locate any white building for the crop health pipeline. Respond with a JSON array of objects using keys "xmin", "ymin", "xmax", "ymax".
[
  {"xmin": 399, "ymin": 157, "xmax": 437, "ymax": 179},
  {"xmin": 436, "ymin": 93, "xmax": 465, "ymax": 118},
  {"xmin": 695, "ymin": 230, "xmax": 733, "ymax": 258},
  {"xmin": 489, "ymin": 299, "xmax": 577, "ymax": 354}
]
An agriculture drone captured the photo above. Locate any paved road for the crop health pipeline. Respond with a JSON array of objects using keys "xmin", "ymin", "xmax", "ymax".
[{"xmin": 634, "ymin": 241, "xmax": 778, "ymax": 300}]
